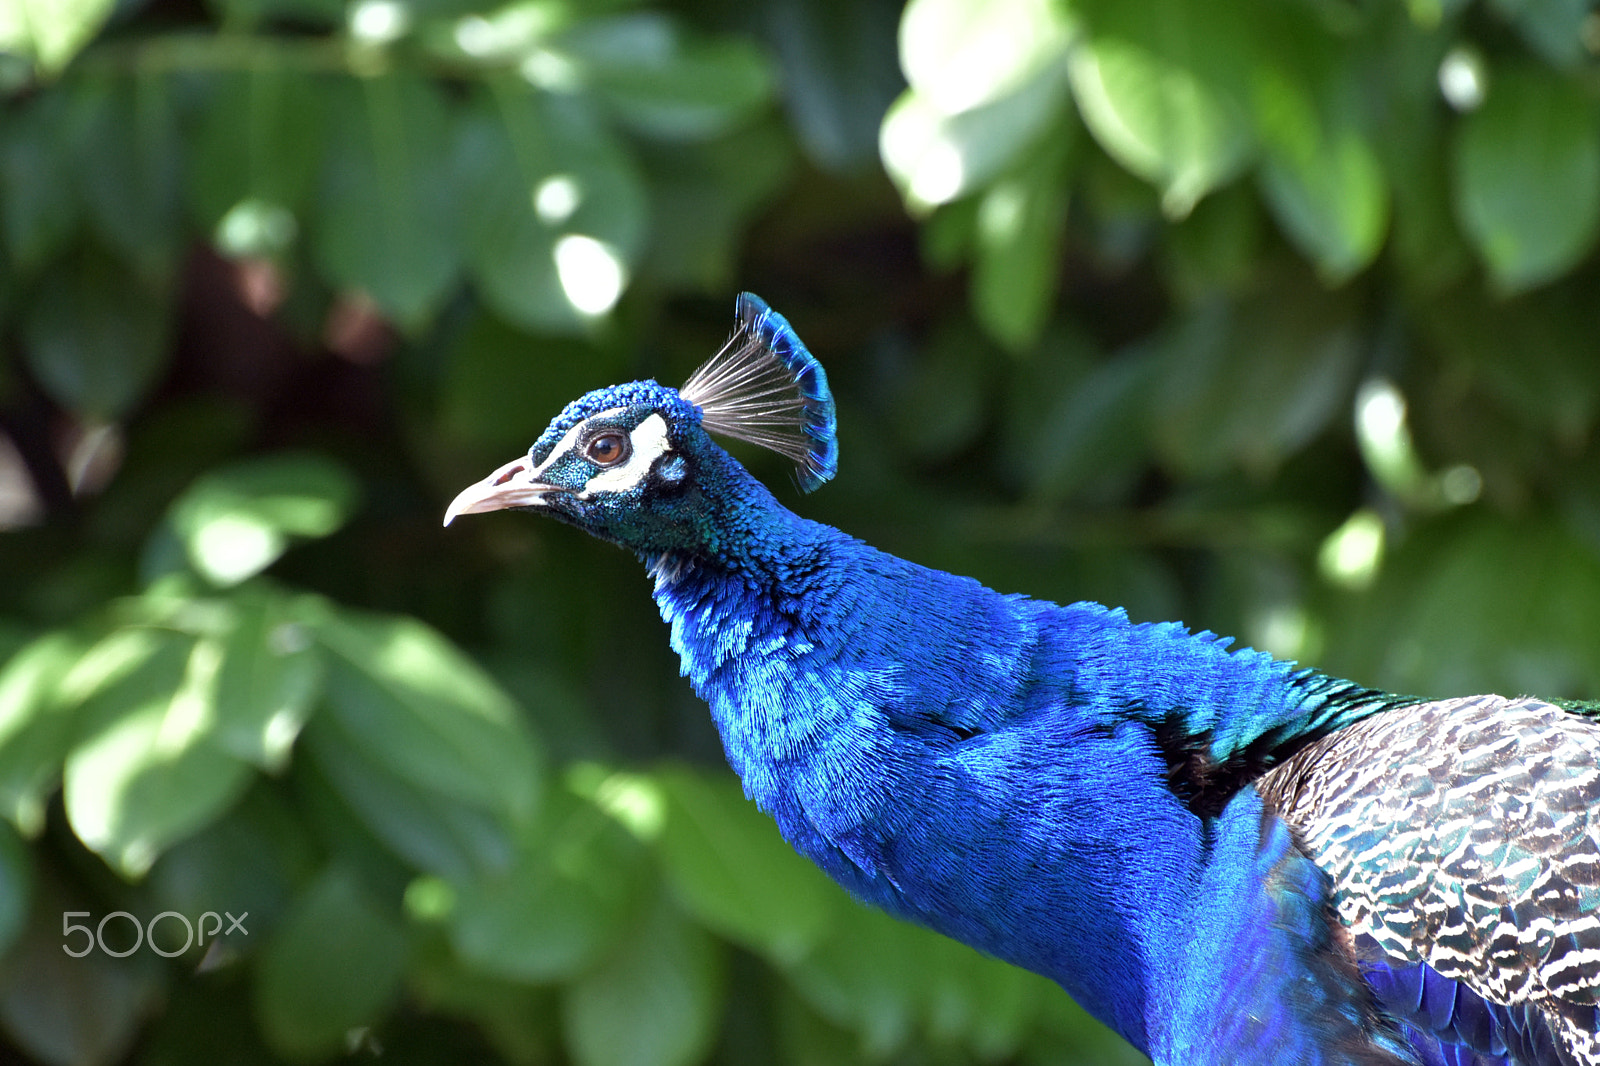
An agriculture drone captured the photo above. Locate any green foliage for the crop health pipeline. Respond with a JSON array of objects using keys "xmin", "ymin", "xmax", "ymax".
[{"xmin": 0, "ymin": 0, "xmax": 1598, "ymax": 1063}]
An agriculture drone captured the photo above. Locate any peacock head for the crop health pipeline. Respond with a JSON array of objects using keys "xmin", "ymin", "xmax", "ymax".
[{"xmin": 443, "ymin": 294, "xmax": 838, "ymax": 555}]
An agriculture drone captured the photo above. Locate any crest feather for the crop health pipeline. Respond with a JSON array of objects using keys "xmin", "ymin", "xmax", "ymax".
[{"xmin": 680, "ymin": 293, "xmax": 838, "ymax": 492}]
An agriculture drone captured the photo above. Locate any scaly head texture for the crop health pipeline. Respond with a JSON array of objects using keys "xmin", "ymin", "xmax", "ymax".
[{"xmin": 446, "ymin": 298, "xmax": 1600, "ymax": 1066}]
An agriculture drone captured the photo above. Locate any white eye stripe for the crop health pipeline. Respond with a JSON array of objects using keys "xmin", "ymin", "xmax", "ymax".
[
  {"xmin": 530, "ymin": 406, "xmax": 627, "ymax": 479},
  {"xmin": 578, "ymin": 414, "xmax": 673, "ymax": 498}
]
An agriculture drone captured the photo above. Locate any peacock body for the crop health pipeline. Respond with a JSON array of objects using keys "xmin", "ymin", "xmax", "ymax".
[{"xmin": 446, "ymin": 295, "xmax": 1600, "ymax": 1066}]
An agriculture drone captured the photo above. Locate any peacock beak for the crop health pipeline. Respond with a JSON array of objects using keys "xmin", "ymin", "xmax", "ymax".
[{"xmin": 443, "ymin": 456, "xmax": 560, "ymax": 526}]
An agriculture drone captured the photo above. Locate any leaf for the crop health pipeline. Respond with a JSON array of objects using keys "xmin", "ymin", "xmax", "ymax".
[
  {"xmin": 1151, "ymin": 278, "xmax": 1362, "ymax": 477},
  {"xmin": 785, "ymin": 900, "xmax": 932, "ymax": 1058},
  {"xmin": 763, "ymin": 0, "xmax": 902, "ymax": 171},
  {"xmin": 1254, "ymin": 65, "xmax": 1388, "ymax": 284},
  {"xmin": 972, "ymin": 135, "xmax": 1072, "ymax": 351},
  {"xmin": 253, "ymin": 868, "xmax": 407, "ymax": 1060},
  {"xmin": 884, "ymin": 319, "xmax": 995, "ymax": 462},
  {"xmin": 189, "ymin": 69, "xmax": 327, "ymax": 246},
  {"xmin": 210, "ymin": 588, "xmax": 324, "ymax": 769},
  {"xmin": 458, "ymin": 81, "xmax": 648, "ymax": 330},
  {"xmin": 1009, "ymin": 342, "xmax": 1157, "ymax": 503},
  {"xmin": 315, "ymin": 610, "xmax": 543, "ymax": 824},
  {"xmin": 450, "ymin": 788, "xmax": 644, "ymax": 982},
  {"xmin": 654, "ymin": 766, "xmax": 837, "ymax": 966},
  {"xmin": 898, "ymin": 0, "xmax": 1077, "ymax": 115},
  {"xmin": 554, "ymin": 13, "xmax": 773, "ymax": 141},
  {"xmin": 562, "ymin": 893, "xmax": 725, "ymax": 1066},
  {"xmin": 1452, "ymin": 65, "xmax": 1600, "ymax": 294},
  {"xmin": 635, "ymin": 122, "xmax": 794, "ymax": 291},
  {"xmin": 305, "ymin": 713, "xmax": 514, "ymax": 880},
  {"xmin": 1489, "ymin": 0, "xmax": 1591, "ymax": 68},
  {"xmin": 168, "ymin": 454, "xmax": 358, "ymax": 587},
  {"xmin": 62, "ymin": 628, "xmax": 253, "ymax": 877},
  {"xmin": 208, "ymin": 0, "xmax": 342, "ymax": 30},
  {"xmin": 312, "ymin": 74, "xmax": 464, "ymax": 330},
  {"xmin": 409, "ymin": 941, "xmax": 560, "ymax": 1065},
  {"xmin": 879, "ymin": 56, "xmax": 1072, "ymax": 210},
  {"xmin": 0, "ymin": 0, "xmax": 116, "ymax": 75},
  {"xmin": 1327, "ymin": 514, "xmax": 1600, "ymax": 699},
  {"xmin": 0, "ymin": 91, "xmax": 81, "ymax": 274},
  {"xmin": 20, "ymin": 245, "xmax": 172, "ymax": 422},
  {"xmin": 1068, "ymin": 0, "xmax": 1256, "ymax": 216},
  {"xmin": 440, "ymin": 312, "xmax": 628, "ymax": 449},
  {"xmin": 72, "ymin": 73, "xmax": 185, "ymax": 283},
  {"xmin": 0, "ymin": 892, "xmax": 163, "ymax": 1066},
  {"xmin": 0, "ymin": 631, "xmax": 83, "ymax": 835},
  {"xmin": 0, "ymin": 820, "xmax": 30, "ymax": 958},
  {"xmin": 146, "ymin": 784, "xmax": 317, "ymax": 932}
]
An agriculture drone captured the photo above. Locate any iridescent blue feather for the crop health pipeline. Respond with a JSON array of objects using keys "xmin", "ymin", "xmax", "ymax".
[{"xmin": 446, "ymin": 295, "xmax": 1600, "ymax": 1066}]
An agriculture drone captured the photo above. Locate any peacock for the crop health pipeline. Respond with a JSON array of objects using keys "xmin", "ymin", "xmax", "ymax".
[{"xmin": 445, "ymin": 294, "xmax": 1600, "ymax": 1066}]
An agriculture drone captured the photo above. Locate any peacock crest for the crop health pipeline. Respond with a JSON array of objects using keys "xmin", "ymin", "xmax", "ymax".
[{"xmin": 680, "ymin": 293, "xmax": 838, "ymax": 492}]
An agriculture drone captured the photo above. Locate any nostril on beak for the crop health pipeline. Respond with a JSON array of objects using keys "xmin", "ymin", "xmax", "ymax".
[{"xmin": 493, "ymin": 464, "xmax": 526, "ymax": 487}]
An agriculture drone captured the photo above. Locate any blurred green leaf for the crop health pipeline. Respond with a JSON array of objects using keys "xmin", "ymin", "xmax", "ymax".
[
  {"xmin": 898, "ymin": 0, "xmax": 1077, "ymax": 115},
  {"xmin": 459, "ymin": 81, "xmax": 648, "ymax": 330},
  {"xmin": 923, "ymin": 936, "xmax": 1044, "ymax": 1058},
  {"xmin": 208, "ymin": 0, "xmax": 341, "ymax": 30},
  {"xmin": 306, "ymin": 711, "xmax": 515, "ymax": 879},
  {"xmin": 146, "ymin": 784, "xmax": 317, "ymax": 933},
  {"xmin": 0, "ymin": 91, "xmax": 80, "ymax": 273},
  {"xmin": 556, "ymin": 13, "xmax": 773, "ymax": 140},
  {"xmin": 1254, "ymin": 65, "xmax": 1387, "ymax": 283},
  {"xmin": 1452, "ymin": 65, "xmax": 1600, "ymax": 293},
  {"xmin": 0, "ymin": 891, "xmax": 163, "ymax": 1066},
  {"xmin": 313, "ymin": 74, "xmax": 464, "ymax": 330},
  {"xmin": 20, "ymin": 245, "xmax": 172, "ymax": 421},
  {"xmin": 253, "ymin": 867, "xmax": 407, "ymax": 1060},
  {"xmin": 0, "ymin": 631, "xmax": 83, "ymax": 835},
  {"xmin": 636, "ymin": 121, "xmax": 794, "ymax": 290},
  {"xmin": 786, "ymin": 899, "xmax": 929, "ymax": 1058},
  {"xmin": 0, "ymin": 0, "xmax": 115, "ymax": 75},
  {"xmin": 62, "ymin": 627, "xmax": 253, "ymax": 877},
  {"xmin": 654, "ymin": 766, "xmax": 837, "ymax": 966},
  {"xmin": 190, "ymin": 69, "xmax": 326, "ymax": 250},
  {"xmin": 563, "ymin": 892, "xmax": 725, "ymax": 1066},
  {"xmin": 972, "ymin": 135, "xmax": 1072, "ymax": 351},
  {"xmin": 775, "ymin": 986, "xmax": 871, "ymax": 1066},
  {"xmin": 211, "ymin": 587, "xmax": 324, "ymax": 769},
  {"xmin": 1009, "ymin": 341, "xmax": 1155, "ymax": 504},
  {"xmin": 168, "ymin": 455, "xmax": 358, "ymax": 587},
  {"xmin": 409, "ymin": 940, "xmax": 561, "ymax": 1064},
  {"xmin": 763, "ymin": 0, "xmax": 901, "ymax": 171},
  {"xmin": 73, "ymin": 73, "xmax": 184, "ymax": 282},
  {"xmin": 0, "ymin": 820, "xmax": 30, "ymax": 958},
  {"xmin": 317, "ymin": 610, "xmax": 543, "ymax": 823},
  {"xmin": 1489, "ymin": 0, "xmax": 1591, "ymax": 67},
  {"xmin": 450, "ymin": 787, "xmax": 645, "ymax": 982},
  {"xmin": 1152, "ymin": 279, "xmax": 1361, "ymax": 476},
  {"xmin": 1068, "ymin": 0, "xmax": 1256, "ymax": 216},
  {"xmin": 1328, "ymin": 513, "xmax": 1600, "ymax": 698},
  {"xmin": 440, "ymin": 311, "xmax": 626, "ymax": 449},
  {"xmin": 881, "ymin": 58, "xmax": 1071, "ymax": 211},
  {"xmin": 883, "ymin": 320, "xmax": 993, "ymax": 462},
  {"xmin": 1163, "ymin": 182, "xmax": 1263, "ymax": 297}
]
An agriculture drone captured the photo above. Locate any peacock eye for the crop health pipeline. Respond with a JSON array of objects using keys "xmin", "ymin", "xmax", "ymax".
[{"xmin": 585, "ymin": 432, "xmax": 630, "ymax": 467}]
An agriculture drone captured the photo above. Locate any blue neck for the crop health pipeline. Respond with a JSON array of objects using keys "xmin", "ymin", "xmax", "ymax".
[{"xmin": 647, "ymin": 455, "xmax": 1391, "ymax": 1049}]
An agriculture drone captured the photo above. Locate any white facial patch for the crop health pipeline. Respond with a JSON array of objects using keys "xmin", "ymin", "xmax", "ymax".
[
  {"xmin": 578, "ymin": 413, "xmax": 673, "ymax": 498},
  {"xmin": 531, "ymin": 406, "xmax": 625, "ymax": 480}
]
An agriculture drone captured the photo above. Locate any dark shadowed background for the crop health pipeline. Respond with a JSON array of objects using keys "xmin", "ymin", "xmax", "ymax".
[{"xmin": 1, "ymin": 0, "xmax": 1598, "ymax": 1062}]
